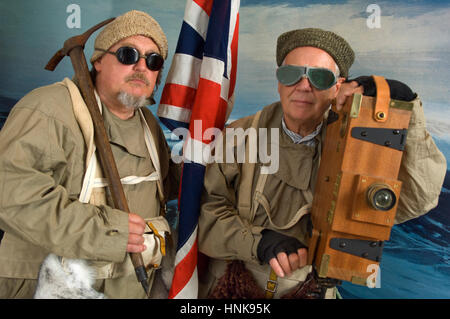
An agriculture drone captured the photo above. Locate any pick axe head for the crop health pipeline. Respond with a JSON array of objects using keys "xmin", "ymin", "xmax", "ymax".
[{"xmin": 45, "ymin": 17, "xmax": 115, "ymax": 71}]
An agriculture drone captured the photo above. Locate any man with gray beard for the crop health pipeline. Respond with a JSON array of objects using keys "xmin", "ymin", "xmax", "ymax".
[
  {"xmin": 0, "ymin": 10, "xmax": 180, "ymax": 298},
  {"xmin": 117, "ymin": 91, "xmax": 151, "ymax": 110}
]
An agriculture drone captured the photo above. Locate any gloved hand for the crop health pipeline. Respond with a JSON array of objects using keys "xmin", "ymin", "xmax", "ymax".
[
  {"xmin": 257, "ymin": 229, "xmax": 306, "ymax": 264},
  {"xmin": 257, "ymin": 229, "xmax": 308, "ymax": 277},
  {"xmin": 348, "ymin": 76, "xmax": 417, "ymax": 102},
  {"xmin": 336, "ymin": 76, "xmax": 417, "ymax": 110}
]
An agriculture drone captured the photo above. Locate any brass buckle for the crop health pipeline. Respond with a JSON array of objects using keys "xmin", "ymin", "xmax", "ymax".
[{"xmin": 266, "ymin": 279, "xmax": 278, "ymax": 293}]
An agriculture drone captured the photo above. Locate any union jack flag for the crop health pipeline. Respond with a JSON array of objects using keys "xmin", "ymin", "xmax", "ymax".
[{"xmin": 157, "ymin": 0, "xmax": 240, "ymax": 298}]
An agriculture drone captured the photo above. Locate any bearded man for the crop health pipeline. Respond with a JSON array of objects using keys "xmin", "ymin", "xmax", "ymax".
[{"xmin": 0, "ymin": 10, "xmax": 180, "ymax": 298}]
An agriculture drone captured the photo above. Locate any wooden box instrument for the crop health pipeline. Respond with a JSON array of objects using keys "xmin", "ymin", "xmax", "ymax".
[{"xmin": 307, "ymin": 76, "xmax": 414, "ymax": 287}]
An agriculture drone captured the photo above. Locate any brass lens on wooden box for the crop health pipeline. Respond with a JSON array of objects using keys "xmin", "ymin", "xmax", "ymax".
[{"xmin": 366, "ymin": 184, "xmax": 397, "ymax": 211}]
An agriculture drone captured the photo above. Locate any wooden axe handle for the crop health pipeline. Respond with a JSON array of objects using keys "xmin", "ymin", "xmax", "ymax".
[{"xmin": 46, "ymin": 18, "xmax": 150, "ymax": 296}]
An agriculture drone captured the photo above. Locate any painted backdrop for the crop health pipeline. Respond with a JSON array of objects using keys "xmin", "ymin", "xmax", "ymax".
[{"xmin": 0, "ymin": 0, "xmax": 448, "ymax": 298}]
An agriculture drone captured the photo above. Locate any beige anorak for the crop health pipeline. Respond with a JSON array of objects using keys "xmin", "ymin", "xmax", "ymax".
[{"xmin": 0, "ymin": 80, "xmax": 180, "ymax": 286}]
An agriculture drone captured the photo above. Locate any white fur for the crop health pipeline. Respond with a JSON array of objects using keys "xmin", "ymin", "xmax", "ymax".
[
  {"xmin": 34, "ymin": 230, "xmax": 177, "ymax": 299},
  {"xmin": 34, "ymin": 254, "xmax": 106, "ymax": 299}
]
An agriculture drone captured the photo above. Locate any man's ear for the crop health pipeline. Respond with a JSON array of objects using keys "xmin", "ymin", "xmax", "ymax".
[
  {"xmin": 93, "ymin": 57, "xmax": 102, "ymax": 73},
  {"xmin": 334, "ymin": 77, "xmax": 346, "ymax": 96}
]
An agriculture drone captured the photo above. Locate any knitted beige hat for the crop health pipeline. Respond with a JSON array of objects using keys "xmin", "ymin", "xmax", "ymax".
[
  {"xmin": 90, "ymin": 10, "xmax": 168, "ymax": 64},
  {"xmin": 276, "ymin": 28, "xmax": 355, "ymax": 78}
]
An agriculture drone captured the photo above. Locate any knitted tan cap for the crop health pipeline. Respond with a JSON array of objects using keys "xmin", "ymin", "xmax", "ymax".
[
  {"xmin": 276, "ymin": 28, "xmax": 355, "ymax": 78},
  {"xmin": 90, "ymin": 10, "xmax": 168, "ymax": 64}
]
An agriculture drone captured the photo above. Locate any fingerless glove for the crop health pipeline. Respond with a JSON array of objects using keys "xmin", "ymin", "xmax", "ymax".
[{"xmin": 257, "ymin": 229, "xmax": 306, "ymax": 264}]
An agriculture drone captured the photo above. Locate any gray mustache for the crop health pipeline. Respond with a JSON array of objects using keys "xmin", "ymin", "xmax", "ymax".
[{"xmin": 126, "ymin": 73, "xmax": 150, "ymax": 85}]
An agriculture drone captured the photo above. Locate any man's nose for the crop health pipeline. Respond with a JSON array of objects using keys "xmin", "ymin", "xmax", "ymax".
[
  {"xmin": 133, "ymin": 56, "xmax": 148, "ymax": 72},
  {"xmin": 294, "ymin": 76, "xmax": 313, "ymax": 91}
]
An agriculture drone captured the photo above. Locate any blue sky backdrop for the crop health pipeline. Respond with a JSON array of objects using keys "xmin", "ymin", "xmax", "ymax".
[{"xmin": 0, "ymin": 0, "xmax": 449, "ymax": 144}]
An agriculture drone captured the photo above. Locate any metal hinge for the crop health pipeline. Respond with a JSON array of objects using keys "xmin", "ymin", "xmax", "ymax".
[
  {"xmin": 351, "ymin": 127, "xmax": 408, "ymax": 151},
  {"xmin": 329, "ymin": 238, "xmax": 384, "ymax": 262}
]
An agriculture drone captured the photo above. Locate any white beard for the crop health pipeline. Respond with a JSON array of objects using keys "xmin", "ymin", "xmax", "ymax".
[
  {"xmin": 117, "ymin": 91, "xmax": 151, "ymax": 110},
  {"xmin": 33, "ymin": 254, "xmax": 106, "ymax": 299}
]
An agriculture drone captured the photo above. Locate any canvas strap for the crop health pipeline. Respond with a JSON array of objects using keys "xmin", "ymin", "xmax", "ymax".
[
  {"xmin": 61, "ymin": 77, "xmax": 164, "ymax": 205},
  {"xmin": 60, "ymin": 78, "xmax": 168, "ymax": 278}
]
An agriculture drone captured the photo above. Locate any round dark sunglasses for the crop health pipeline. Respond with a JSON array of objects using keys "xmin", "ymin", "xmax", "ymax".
[
  {"xmin": 95, "ymin": 46, "xmax": 164, "ymax": 71},
  {"xmin": 276, "ymin": 65, "xmax": 337, "ymax": 90}
]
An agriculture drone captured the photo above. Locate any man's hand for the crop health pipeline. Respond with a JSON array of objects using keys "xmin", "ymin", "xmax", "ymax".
[
  {"xmin": 335, "ymin": 81, "xmax": 364, "ymax": 111},
  {"xmin": 257, "ymin": 229, "xmax": 308, "ymax": 277},
  {"xmin": 269, "ymin": 248, "xmax": 308, "ymax": 278},
  {"xmin": 336, "ymin": 77, "xmax": 416, "ymax": 111},
  {"xmin": 127, "ymin": 213, "xmax": 146, "ymax": 253}
]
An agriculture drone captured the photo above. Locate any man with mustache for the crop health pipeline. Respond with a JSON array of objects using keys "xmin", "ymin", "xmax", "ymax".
[
  {"xmin": 197, "ymin": 28, "xmax": 446, "ymax": 299},
  {"xmin": 0, "ymin": 10, "xmax": 180, "ymax": 298}
]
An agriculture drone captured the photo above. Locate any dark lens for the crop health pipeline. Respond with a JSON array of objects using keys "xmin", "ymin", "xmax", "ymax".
[
  {"xmin": 146, "ymin": 53, "xmax": 164, "ymax": 71},
  {"xmin": 276, "ymin": 65, "xmax": 306, "ymax": 86},
  {"xmin": 308, "ymin": 68, "xmax": 336, "ymax": 90},
  {"xmin": 116, "ymin": 47, "xmax": 139, "ymax": 65}
]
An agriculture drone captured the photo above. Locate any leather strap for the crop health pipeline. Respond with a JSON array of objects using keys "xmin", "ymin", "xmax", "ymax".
[
  {"xmin": 146, "ymin": 221, "xmax": 166, "ymax": 257},
  {"xmin": 265, "ymin": 268, "xmax": 278, "ymax": 299},
  {"xmin": 372, "ymin": 75, "xmax": 390, "ymax": 122}
]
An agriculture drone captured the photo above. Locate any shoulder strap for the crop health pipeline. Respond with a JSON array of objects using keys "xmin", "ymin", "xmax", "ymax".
[
  {"xmin": 62, "ymin": 78, "xmax": 106, "ymax": 205},
  {"xmin": 237, "ymin": 110, "xmax": 262, "ymax": 222},
  {"xmin": 61, "ymin": 77, "xmax": 97, "ymax": 170},
  {"xmin": 138, "ymin": 108, "xmax": 165, "ymax": 207},
  {"xmin": 62, "ymin": 78, "xmax": 166, "ymax": 212}
]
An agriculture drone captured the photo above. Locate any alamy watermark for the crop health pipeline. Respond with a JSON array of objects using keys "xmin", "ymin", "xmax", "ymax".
[
  {"xmin": 366, "ymin": 4, "xmax": 381, "ymax": 29},
  {"xmin": 170, "ymin": 120, "xmax": 280, "ymax": 174},
  {"xmin": 366, "ymin": 264, "xmax": 381, "ymax": 288},
  {"xmin": 66, "ymin": 4, "xmax": 81, "ymax": 29}
]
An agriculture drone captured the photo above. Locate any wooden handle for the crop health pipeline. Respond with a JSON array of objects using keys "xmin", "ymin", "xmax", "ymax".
[
  {"xmin": 43, "ymin": 16, "xmax": 151, "ymax": 294},
  {"xmin": 67, "ymin": 47, "xmax": 148, "ymax": 292}
]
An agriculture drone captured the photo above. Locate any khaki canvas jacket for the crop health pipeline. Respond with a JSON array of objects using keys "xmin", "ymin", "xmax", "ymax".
[
  {"xmin": 0, "ymin": 81, "xmax": 180, "ymax": 279},
  {"xmin": 198, "ymin": 98, "xmax": 446, "ymax": 274}
]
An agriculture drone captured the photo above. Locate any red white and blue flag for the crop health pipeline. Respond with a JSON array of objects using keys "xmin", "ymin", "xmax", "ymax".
[{"xmin": 157, "ymin": 0, "xmax": 240, "ymax": 299}]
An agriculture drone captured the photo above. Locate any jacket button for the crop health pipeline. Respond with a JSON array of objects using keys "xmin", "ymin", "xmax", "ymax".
[{"xmin": 106, "ymin": 229, "xmax": 119, "ymax": 236}]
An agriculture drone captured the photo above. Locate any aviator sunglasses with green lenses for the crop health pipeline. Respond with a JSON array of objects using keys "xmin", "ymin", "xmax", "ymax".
[{"xmin": 276, "ymin": 65, "xmax": 337, "ymax": 90}]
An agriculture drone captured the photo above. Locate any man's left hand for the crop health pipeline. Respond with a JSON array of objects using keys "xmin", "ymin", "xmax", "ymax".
[
  {"xmin": 257, "ymin": 229, "xmax": 308, "ymax": 277},
  {"xmin": 336, "ymin": 76, "xmax": 416, "ymax": 111},
  {"xmin": 335, "ymin": 81, "xmax": 364, "ymax": 111},
  {"xmin": 269, "ymin": 248, "xmax": 308, "ymax": 278}
]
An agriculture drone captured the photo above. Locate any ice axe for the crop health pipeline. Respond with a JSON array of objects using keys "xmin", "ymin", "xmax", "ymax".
[{"xmin": 45, "ymin": 17, "xmax": 151, "ymax": 296}]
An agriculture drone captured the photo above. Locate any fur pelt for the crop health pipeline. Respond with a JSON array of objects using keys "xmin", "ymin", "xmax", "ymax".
[
  {"xmin": 34, "ymin": 254, "xmax": 106, "ymax": 299},
  {"xmin": 34, "ymin": 232, "xmax": 177, "ymax": 299}
]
